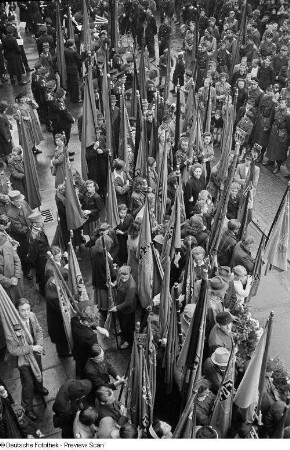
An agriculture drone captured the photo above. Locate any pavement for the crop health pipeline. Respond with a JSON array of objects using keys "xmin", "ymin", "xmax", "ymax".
[{"xmin": 0, "ymin": 19, "xmax": 289, "ymax": 438}]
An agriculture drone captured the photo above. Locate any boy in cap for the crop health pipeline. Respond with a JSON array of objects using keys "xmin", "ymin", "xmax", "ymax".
[
  {"xmin": 171, "ymin": 52, "xmax": 185, "ymax": 94},
  {"xmin": 208, "ymin": 311, "xmax": 234, "ymax": 355}
]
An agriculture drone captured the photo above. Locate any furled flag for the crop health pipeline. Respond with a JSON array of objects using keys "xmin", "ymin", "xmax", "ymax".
[
  {"xmin": 264, "ymin": 188, "xmax": 289, "ymax": 272},
  {"xmin": 82, "ymin": 0, "xmax": 91, "ymax": 53},
  {"xmin": 155, "ymin": 130, "xmax": 168, "ymax": 223},
  {"xmin": 161, "ymin": 183, "xmax": 182, "ymax": 263},
  {"xmin": 210, "ymin": 346, "xmax": 235, "ymax": 437},
  {"xmin": 81, "ymin": 64, "xmax": 98, "ymax": 180},
  {"xmin": 159, "ymin": 255, "xmax": 171, "ymax": 338},
  {"xmin": 101, "ymin": 59, "xmax": 113, "ymax": 155},
  {"xmin": 248, "ymin": 233, "xmax": 266, "ymax": 300},
  {"xmin": 183, "ymin": 81, "xmax": 196, "ymax": 132},
  {"xmin": 234, "ymin": 319, "xmax": 269, "ymax": 414},
  {"xmin": 67, "ymin": 240, "xmax": 89, "ymax": 303},
  {"xmin": 139, "ymin": 37, "xmax": 146, "ymax": 100},
  {"xmin": 106, "ymin": 158, "xmax": 120, "ymax": 229},
  {"xmin": 18, "ymin": 114, "xmax": 41, "ymax": 209},
  {"xmin": 67, "ymin": 5, "xmax": 75, "ymax": 42},
  {"xmin": 162, "ymin": 293, "xmax": 179, "ymax": 394},
  {"xmin": 52, "ymin": 264, "xmax": 74, "ymax": 352},
  {"xmin": 137, "ymin": 199, "xmax": 154, "ymax": 309},
  {"xmin": 56, "ymin": 0, "xmax": 67, "ymax": 89},
  {"xmin": 65, "ymin": 157, "xmax": 86, "ymax": 230}
]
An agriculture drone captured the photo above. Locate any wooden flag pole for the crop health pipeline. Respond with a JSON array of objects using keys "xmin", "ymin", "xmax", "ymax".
[{"xmin": 266, "ymin": 182, "xmax": 290, "ymax": 245}]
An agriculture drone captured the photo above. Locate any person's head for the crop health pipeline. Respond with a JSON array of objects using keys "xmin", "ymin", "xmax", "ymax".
[
  {"xmin": 133, "ymin": 176, "xmax": 144, "ymax": 192},
  {"xmin": 86, "ymin": 179, "xmax": 98, "ymax": 194},
  {"xmin": 241, "ymin": 234, "xmax": 254, "ymax": 251},
  {"xmin": 28, "ymin": 211, "xmax": 45, "ymax": 230},
  {"xmin": 119, "ymin": 422, "xmax": 138, "ymax": 439},
  {"xmin": 114, "ymin": 158, "xmax": 126, "ymax": 172},
  {"xmin": 237, "ymin": 79, "xmax": 245, "ymax": 89},
  {"xmin": 203, "ymin": 132, "xmax": 212, "ymax": 145},
  {"xmin": 0, "ymin": 101, "xmax": 9, "ymax": 114},
  {"xmin": 180, "ymin": 137, "xmax": 189, "ymax": 153},
  {"xmin": 196, "ymin": 378, "xmax": 212, "ymax": 399},
  {"xmin": 191, "ymin": 163, "xmax": 203, "ymax": 179},
  {"xmin": 230, "ymin": 181, "xmax": 240, "ymax": 197},
  {"xmin": 50, "ymin": 245, "xmax": 62, "ymax": 262},
  {"xmin": 211, "ymin": 347, "xmax": 230, "ymax": 372},
  {"xmin": 15, "ymin": 298, "xmax": 31, "ymax": 321},
  {"xmin": 78, "ymin": 406, "xmax": 98, "ymax": 426},
  {"xmin": 128, "ymin": 217, "xmax": 142, "ymax": 239},
  {"xmin": 148, "ymin": 156, "xmax": 156, "ymax": 169},
  {"xmin": 192, "ymin": 246, "xmax": 205, "ymax": 263},
  {"xmin": 216, "ymin": 311, "xmax": 234, "ymax": 334},
  {"xmin": 118, "ymin": 265, "xmax": 131, "ymax": 283},
  {"xmin": 11, "ymin": 146, "xmax": 23, "ymax": 158},
  {"xmin": 208, "ymin": 276, "xmax": 229, "ymax": 296},
  {"xmin": 118, "ymin": 204, "xmax": 128, "ymax": 219},
  {"xmin": 98, "ymin": 222, "xmax": 111, "ymax": 237},
  {"xmin": 90, "ymin": 343, "xmax": 104, "ymax": 362},
  {"xmin": 149, "ymin": 419, "xmax": 172, "ymax": 438},
  {"xmin": 244, "ymin": 153, "xmax": 253, "ymax": 166},
  {"xmin": 55, "ymin": 88, "xmax": 66, "ymax": 102},
  {"xmin": 55, "ymin": 133, "xmax": 65, "ymax": 147},
  {"xmin": 9, "ymin": 190, "xmax": 25, "ymax": 208},
  {"xmin": 67, "ymin": 380, "xmax": 92, "ymax": 403},
  {"xmin": 233, "ymin": 264, "xmax": 248, "ymax": 281},
  {"xmin": 264, "ymin": 57, "xmax": 271, "ymax": 67},
  {"xmin": 196, "ymin": 425, "xmax": 220, "ymax": 438},
  {"xmin": 95, "ymin": 386, "xmax": 115, "ymax": 405},
  {"xmin": 228, "ymin": 219, "xmax": 241, "ymax": 235},
  {"xmin": 251, "ymin": 78, "xmax": 258, "ymax": 89}
]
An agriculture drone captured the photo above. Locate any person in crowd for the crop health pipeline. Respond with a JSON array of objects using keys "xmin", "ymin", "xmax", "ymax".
[
  {"xmin": 203, "ymin": 347, "xmax": 231, "ymax": 394},
  {"xmin": 0, "ymin": 230, "xmax": 23, "ymax": 303},
  {"xmin": 7, "ymin": 146, "xmax": 25, "ymax": 195},
  {"xmin": 230, "ymin": 234, "xmax": 255, "ymax": 274},
  {"xmin": 73, "ymin": 406, "xmax": 98, "ymax": 439},
  {"xmin": 0, "ymin": 101, "xmax": 13, "ymax": 161},
  {"xmin": 6, "ymin": 298, "xmax": 48, "ymax": 422},
  {"xmin": 208, "ymin": 311, "xmax": 234, "ymax": 355}
]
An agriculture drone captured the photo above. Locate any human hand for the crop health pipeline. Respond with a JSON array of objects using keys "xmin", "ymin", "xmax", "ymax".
[
  {"xmin": 109, "ymin": 306, "xmax": 117, "ymax": 313},
  {"xmin": 32, "ymin": 345, "xmax": 43, "ymax": 354},
  {"xmin": 96, "ymin": 326, "xmax": 109, "ymax": 337},
  {"xmin": 10, "ymin": 277, "xmax": 18, "ymax": 286}
]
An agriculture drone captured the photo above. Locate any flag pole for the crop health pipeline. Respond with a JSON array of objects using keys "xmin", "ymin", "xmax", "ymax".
[
  {"xmin": 256, "ymin": 311, "xmax": 274, "ymax": 416},
  {"xmin": 174, "ymin": 83, "xmax": 181, "ymax": 155},
  {"xmin": 174, "ymin": 283, "xmax": 183, "ymax": 349}
]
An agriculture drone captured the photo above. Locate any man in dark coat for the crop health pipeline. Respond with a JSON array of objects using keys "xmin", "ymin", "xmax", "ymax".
[
  {"xmin": 26, "ymin": 211, "xmax": 49, "ymax": 297},
  {"xmin": 217, "ymin": 219, "xmax": 241, "ymax": 267},
  {"xmin": 0, "ymin": 101, "xmax": 13, "ymax": 160},
  {"xmin": 251, "ymin": 89, "xmax": 275, "ymax": 162},
  {"xmin": 6, "ymin": 190, "xmax": 32, "ymax": 279},
  {"xmin": 53, "ymin": 88, "xmax": 75, "ymax": 144},
  {"xmin": 52, "ymin": 379, "xmax": 92, "ymax": 438},
  {"xmin": 45, "ymin": 276, "xmax": 71, "ymax": 358},
  {"xmin": 144, "ymin": 9, "xmax": 157, "ymax": 60},
  {"xmin": 64, "ymin": 39, "xmax": 82, "ymax": 103},
  {"xmin": 257, "ymin": 58, "xmax": 276, "ymax": 92},
  {"xmin": 158, "ymin": 16, "xmax": 171, "ymax": 57},
  {"xmin": 2, "ymin": 26, "xmax": 26, "ymax": 85},
  {"xmin": 36, "ymin": 24, "xmax": 55, "ymax": 56},
  {"xmin": 230, "ymin": 234, "xmax": 255, "ymax": 275},
  {"xmin": 111, "ymin": 95, "xmax": 120, "ymax": 158}
]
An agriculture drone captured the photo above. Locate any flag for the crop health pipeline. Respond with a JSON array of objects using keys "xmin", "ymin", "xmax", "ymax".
[
  {"xmin": 0, "ymin": 285, "xmax": 42, "ymax": 382},
  {"xmin": 67, "ymin": 241, "xmax": 89, "ymax": 303},
  {"xmin": 118, "ymin": 92, "xmax": 133, "ymax": 164},
  {"xmin": 161, "ymin": 184, "xmax": 182, "ymax": 263},
  {"xmin": 82, "ymin": 0, "xmax": 91, "ymax": 53},
  {"xmin": 178, "ymin": 279, "xmax": 208, "ymax": 405},
  {"xmin": 210, "ymin": 346, "xmax": 235, "ymax": 437},
  {"xmin": 56, "ymin": 0, "xmax": 67, "ymax": 89},
  {"xmin": 174, "ymin": 85, "xmax": 181, "ymax": 154},
  {"xmin": 264, "ymin": 189, "xmax": 289, "ymax": 272},
  {"xmin": 248, "ymin": 233, "xmax": 266, "ymax": 299},
  {"xmin": 164, "ymin": 34, "xmax": 172, "ymax": 101},
  {"xmin": 183, "ymin": 82, "xmax": 196, "ymax": 132},
  {"xmin": 52, "ymin": 264, "xmax": 74, "ymax": 352},
  {"xmin": 182, "ymin": 245, "xmax": 195, "ymax": 306},
  {"xmin": 108, "ymin": 0, "xmax": 118, "ymax": 50},
  {"xmin": 81, "ymin": 64, "xmax": 98, "ymax": 180},
  {"xmin": 139, "ymin": 38, "xmax": 146, "ymax": 100},
  {"xmin": 162, "ymin": 294, "xmax": 179, "ymax": 394},
  {"xmin": 146, "ymin": 319, "xmax": 157, "ymax": 406},
  {"xmin": 159, "ymin": 256, "xmax": 171, "ymax": 338},
  {"xmin": 234, "ymin": 319, "xmax": 269, "ymax": 411},
  {"xmin": 152, "ymin": 244, "xmax": 164, "ymax": 298},
  {"xmin": 131, "ymin": 55, "xmax": 138, "ymax": 117},
  {"xmin": 137, "ymin": 199, "xmax": 154, "ymax": 309},
  {"xmin": 237, "ymin": 188, "xmax": 252, "ymax": 240},
  {"xmin": 126, "ymin": 326, "xmax": 154, "ymax": 430},
  {"xmin": 149, "ymin": 109, "xmax": 158, "ymax": 159},
  {"xmin": 155, "ymin": 132, "xmax": 168, "ymax": 223},
  {"xmin": 18, "ymin": 114, "xmax": 41, "ymax": 209},
  {"xmin": 105, "ymin": 158, "xmax": 120, "ymax": 228},
  {"xmin": 173, "ymin": 390, "xmax": 198, "ymax": 438},
  {"xmin": 102, "ymin": 59, "xmax": 113, "ymax": 154},
  {"xmin": 67, "ymin": 6, "xmax": 75, "ymax": 42},
  {"xmin": 203, "ymin": 85, "xmax": 212, "ymax": 133},
  {"xmin": 135, "ymin": 117, "xmax": 148, "ymax": 179},
  {"xmin": 65, "ymin": 157, "xmax": 86, "ymax": 230}
]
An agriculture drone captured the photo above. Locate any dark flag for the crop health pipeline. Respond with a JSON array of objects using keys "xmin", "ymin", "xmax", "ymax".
[
  {"xmin": 68, "ymin": 241, "xmax": 89, "ymax": 303},
  {"xmin": 139, "ymin": 38, "xmax": 146, "ymax": 100},
  {"xmin": 135, "ymin": 118, "xmax": 148, "ymax": 179},
  {"xmin": 109, "ymin": 0, "xmax": 118, "ymax": 50},
  {"xmin": 174, "ymin": 85, "xmax": 181, "ymax": 154},
  {"xmin": 56, "ymin": 0, "xmax": 67, "ymax": 89},
  {"xmin": 65, "ymin": 157, "xmax": 86, "ymax": 230},
  {"xmin": 161, "ymin": 184, "xmax": 182, "ymax": 263},
  {"xmin": 247, "ymin": 233, "xmax": 266, "ymax": 300},
  {"xmin": 17, "ymin": 114, "xmax": 41, "ymax": 209},
  {"xmin": 164, "ymin": 33, "xmax": 172, "ymax": 101},
  {"xmin": 183, "ymin": 81, "xmax": 196, "ymax": 132},
  {"xmin": 237, "ymin": 188, "xmax": 252, "ymax": 241},
  {"xmin": 102, "ymin": 58, "xmax": 113, "ymax": 154},
  {"xmin": 82, "ymin": 0, "xmax": 91, "ymax": 53},
  {"xmin": 159, "ymin": 255, "xmax": 171, "ymax": 338},
  {"xmin": 81, "ymin": 64, "xmax": 98, "ymax": 180},
  {"xmin": 155, "ymin": 131, "xmax": 168, "ymax": 223},
  {"xmin": 126, "ymin": 323, "xmax": 154, "ymax": 430},
  {"xmin": 173, "ymin": 390, "xmax": 198, "ymax": 438},
  {"xmin": 177, "ymin": 279, "xmax": 208, "ymax": 405},
  {"xmin": 105, "ymin": 158, "xmax": 120, "ymax": 229},
  {"xmin": 230, "ymin": 0, "xmax": 247, "ymax": 77},
  {"xmin": 103, "ymin": 245, "xmax": 116, "ymax": 332},
  {"xmin": 210, "ymin": 346, "xmax": 235, "ymax": 437},
  {"xmin": 182, "ymin": 244, "xmax": 195, "ymax": 306}
]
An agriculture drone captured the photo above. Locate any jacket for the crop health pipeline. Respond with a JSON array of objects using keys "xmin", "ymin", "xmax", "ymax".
[
  {"xmin": 208, "ymin": 324, "xmax": 233, "ymax": 355},
  {"xmin": 6, "ymin": 201, "xmax": 32, "ymax": 239},
  {"xmin": 84, "ymin": 358, "xmax": 118, "ymax": 390},
  {"xmin": 0, "ymin": 240, "xmax": 22, "ymax": 289},
  {"xmin": 116, "ymin": 275, "xmax": 138, "ymax": 314},
  {"xmin": 218, "ymin": 229, "xmax": 238, "ymax": 266},
  {"xmin": 230, "ymin": 242, "xmax": 255, "ymax": 274}
]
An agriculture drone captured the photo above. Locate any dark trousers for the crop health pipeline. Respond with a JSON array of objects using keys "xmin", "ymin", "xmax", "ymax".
[
  {"xmin": 146, "ymin": 35, "xmax": 155, "ymax": 58},
  {"xmin": 19, "ymin": 353, "xmax": 43, "ymax": 412},
  {"xmin": 118, "ymin": 311, "xmax": 135, "ymax": 345},
  {"xmin": 67, "ymin": 69, "xmax": 80, "ymax": 103},
  {"xmin": 205, "ymin": 160, "xmax": 211, "ymax": 184}
]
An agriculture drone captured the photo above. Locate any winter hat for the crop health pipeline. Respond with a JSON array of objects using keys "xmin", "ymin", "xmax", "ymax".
[{"xmin": 67, "ymin": 380, "xmax": 92, "ymax": 399}]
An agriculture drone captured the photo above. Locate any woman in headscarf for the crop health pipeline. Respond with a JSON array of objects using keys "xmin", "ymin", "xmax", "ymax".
[
  {"xmin": 184, "ymin": 163, "xmax": 206, "ymax": 218},
  {"xmin": 127, "ymin": 217, "xmax": 142, "ymax": 284},
  {"xmin": 13, "ymin": 93, "xmax": 43, "ymax": 155}
]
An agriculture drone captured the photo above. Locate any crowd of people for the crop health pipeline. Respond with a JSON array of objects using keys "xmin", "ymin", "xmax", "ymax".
[{"xmin": 0, "ymin": 0, "xmax": 290, "ymax": 440}]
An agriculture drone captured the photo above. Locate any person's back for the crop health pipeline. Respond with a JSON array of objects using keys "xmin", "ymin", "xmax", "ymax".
[{"xmin": 97, "ymin": 416, "xmax": 119, "ymax": 439}]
